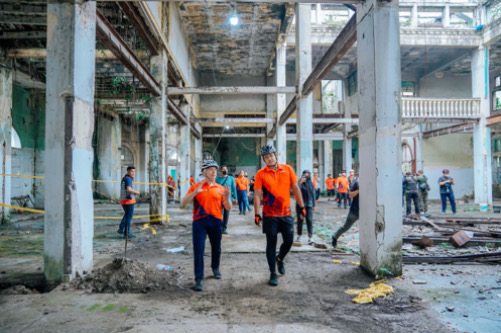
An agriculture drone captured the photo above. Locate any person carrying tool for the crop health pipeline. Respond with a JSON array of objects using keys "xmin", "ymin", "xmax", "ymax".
[
  {"xmin": 117, "ymin": 166, "xmax": 140, "ymax": 239},
  {"xmin": 181, "ymin": 160, "xmax": 232, "ymax": 292},
  {"xmin": 253, "ymin": 144, "xmax": 305, "ymax": 286}
]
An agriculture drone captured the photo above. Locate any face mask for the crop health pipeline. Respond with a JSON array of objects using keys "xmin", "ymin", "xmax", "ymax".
[{"xmin": 222, "ymin": 171, "xmax": 228, "ymax": 175}]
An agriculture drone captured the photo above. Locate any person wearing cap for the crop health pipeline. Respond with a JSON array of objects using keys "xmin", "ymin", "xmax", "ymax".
[
  {"xmin": 438, "ymin": 169, "xmax": 456, "ymax": 214},
  {"xmin": 416, "ymin": 170, "xmax": 430, "ymax": 214},
  {"xmin": 336, "ymin": 170, "xmax": 350, "ymax": 209},
  {"xmin": 296, "ymin": 170, "xmax": 316, "ymax": 244},
  {"xmin": 181, "ymin": 160, "xmax": 232, "ymax": 292},
  {"xmin": 403, "ymin": 171, "xmax": 420, "ymax": 216},
  {"xmin": 332, "ymin": 173, "xmax": 360, "ymax": 247},
  {"xmin": 253, "ymin": 144, "xmax": 305, "ymax": 286},
  {"xmin": 216, "ymin": 165, "xmax": 238, "ymax": 234}
]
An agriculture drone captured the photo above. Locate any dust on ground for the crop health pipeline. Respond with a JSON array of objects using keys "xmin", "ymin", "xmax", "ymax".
[
  {"xmin": 68, "ymin": 258, "xmax": 181, "ymax": 294},
  {"xmin": 0, "ymin": 199, "xmax": 500, "ymax": 332}
]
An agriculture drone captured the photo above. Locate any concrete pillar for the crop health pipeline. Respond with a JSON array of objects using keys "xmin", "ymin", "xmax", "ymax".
[
  {"xmin": 443, "ymin": 5, "xmax": 450, "ymax": 28},
  {"xmin": 414, "ymin": 133, "xmax": 423, "ymax": 172},
  {"xmin": 0, "ymin": 61, "xmax": 12, "ymax": 224},
  {"xmin": 179, "ymin": 105, "xmax": 191, "ymax": 198},
  {"xmin": 96, "ymin": 115, "xmax": 121, "ymax": 199},
  {"xmin": 323, "ymin": 140, "xmax": 332, "ymax": 184},
  {"xmin": 342, "ymin": 102, "xmax": 352, "ymax": 171},
  {"xmin": 276, "ymin": 42, "xmax": 287, "ymax": 164},
  {"xmin": 357, "ymin": 0, "xmax": 402, "ymax": 277},
  {"xmin": 410, "ymin": 5, "xmax": 418, "ymax": 28},
  {"xmin": 472, "ymin": 47, "xmax": 493, "ymax": 207},
  {"xmin": 295, "ymin": 4, "xmax": 313, "ymax": 174},
  {"xmin": 315, "ymin": 4, "xmax": 321, "ymax": 24},
  {"xmin": 45, "ymin": 1, "xmax": 96, "ymax": 282},
  {"xmin": 149, "ymin": 51, "xmax": 168, "ymax": 222}
]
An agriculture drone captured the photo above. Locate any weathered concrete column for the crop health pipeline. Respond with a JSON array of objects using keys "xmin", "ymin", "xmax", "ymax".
[
  {"xmin": 410, "ymin": 4, "xmax": 418, "ymax": 28},
  {"xmin": 45, "ymin": 1, "xmax": 96, "ymax": 282},
  {"xmin": 179, "ymin": 105, "xmax": 191, "ymax": 198},
  {"xmin": 414, "ymin": 133, "xmax": 423, "ymax": 172},
  {"xmin": 276, "ymin": 41, "xmax": 287, "ymax": 164},
  {"xmin": 442, "ymin": 5, "xmax": 450, "ymax": 28},
  {"xmin": 96, "ymin": 115, "xmax": 121, "ymax": 199},
  {"xmin": 0, "ymin": 60, "xmax": 12, "ymax": 224},
  {"xmin": 357, "ymin": 0, "xmax": 402, "ymax": 277},
  {"xmin": 342, "ymin": 103, "xmax": 352, "ymax": 171},
  {"xmin": 472, "ymin": 47, "xmax": 493, "ymax": 207},
  {"xmin": 323, "ymin": 140, "xmax": 332, "ymax": 181},
  {"xmin": 149, "ymin": 50, "xmax": 168, "ymax": 222},
  {"xmin": 295, "ymin": 4, "xmax": 313, "ymax": 174}
]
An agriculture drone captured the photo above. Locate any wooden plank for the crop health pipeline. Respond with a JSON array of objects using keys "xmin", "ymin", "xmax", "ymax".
[
  {"xmin": 403, "ymin": 236, "xmax": 501, "ymax": 246},
  {"xmin": 168, "ymin": 86, "xmax": 296, "ymax": 95},
  {"xmin": 403, "ymin": 251, "xmax": 501, "ymax": 264},
  {"xmin": 302, "ymin": 14, "xmax": 357, "ymax": 96}
]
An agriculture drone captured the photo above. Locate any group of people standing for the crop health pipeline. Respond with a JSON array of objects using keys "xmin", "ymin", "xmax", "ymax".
[
  {"xmin": 325, "ymin": 170, "xmax": 358, "ymax": 209},
  {"xmin": 403, "ymin": 169, "xmax": 456, "ymax": 215}
]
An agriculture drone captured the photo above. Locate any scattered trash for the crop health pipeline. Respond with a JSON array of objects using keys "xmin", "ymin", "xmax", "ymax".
[
  {"xmin": 349, "ymin": 261, "xmax": 360, "ymax": 266},
  {"xmin": 141, "ymin": 223, "xmax": 157, "ymax": 235},
  {"xmin": 156, "ymin": 264, "xmax": 173, "ymax": 271},
  {"xmin": 345, "ymin": 280, "xmax": 394, "ymax": 304},
  {"xmin": 293, "ymin": 241, "xmax": 302, "ymax": 247},
  {"xmin": 412, "ymin": 280, "xmax": 427, "ymax": 285},
  {"xmin": 333, "ymin": 260, "xmax": 342, "ymax": 264},
  {"xmin": 446, "ymin": 306, "xmax": 455, "ymax": 312},
  {"xmin": 449, "ymin": 230, "xmax": 471, "ymax": 248},
  {"xmin": 412, "ymin": 236, "xmax": 434, "ymax": 248},
  {"xmin": 166, "ymin": 246, "xmax": 184, "ymax": 253}
]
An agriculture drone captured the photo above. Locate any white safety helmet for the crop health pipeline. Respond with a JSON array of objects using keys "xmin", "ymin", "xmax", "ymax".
[{"xmin": 201, "ymin": 160, "xmax": 219, "ymax": 171}]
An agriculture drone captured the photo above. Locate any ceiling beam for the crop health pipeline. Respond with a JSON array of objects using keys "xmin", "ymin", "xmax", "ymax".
[
  {"xmin": 286, "ymin": 117, "xmax": 359, "ymax": 124},
  {"xmin": 279, "ymin": 96, "xmax": 297, "ymax": 126},
  {"xmin": 487, "ymin": 114, "xmax": 501, "ymax": 126},
  {"xmin": 0, "ymin": 31, "xmax": 46, "ymax": 39},
  {"xmin": 422, "ymin": 123, "xmax": 474, "ymax": 139},
  {"xmin": 0, "ymin": 4, "xmax": 46, "ymax": 14},
  {"xmin": 198, "ymin": 118, "xmax": 274, "ymax": 124},
  {"xmin": 6, "ymin": 48, "xmax": 149, "ymax": 60},
  {"xmin": 302, "ymin": 13, "xmax": 357, "ymax": 97},
  {"xmin": 96, "ymin": 9, "xmax": 161, "ymax": 96},
  {"xmin": 116, "ymin": 2, "xmax": 159, "ymax": 56},
  {"xmin": 168, "ymin": 86, "xmax": 296, "ymax": 95},
  {"xmin": 203, "ymin": 133, "xmax": 266, "ymax": 138},
  {"xmin": 287, "ymin": 133, "xmax": 344, "ymax": 140},
  {"xmin": 0, "ymin": 14, "xmax": 46, "ymax": 26},
  {"xmin": 167, "ymin": 99, "xmax": 189, "ymax": 126}
]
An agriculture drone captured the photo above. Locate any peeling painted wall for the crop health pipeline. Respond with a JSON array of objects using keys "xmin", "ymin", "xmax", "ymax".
[{"xmin": 95, "ymin": 115, "xmax": 121, "ymax": 199}]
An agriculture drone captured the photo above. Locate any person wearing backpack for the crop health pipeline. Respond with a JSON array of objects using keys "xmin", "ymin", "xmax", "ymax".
[
  {"xmin": 416, "ymin": 170, "xmax": 429, "ymax": 214},
  {"xmin": 402, "ymin": 171, "xmax": 420, "ymax": 216}
]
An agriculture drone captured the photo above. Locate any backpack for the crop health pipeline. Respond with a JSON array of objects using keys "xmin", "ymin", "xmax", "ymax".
[{"xmin": 419, "ymin": 182, "xmax": 429, "ymax": 191}]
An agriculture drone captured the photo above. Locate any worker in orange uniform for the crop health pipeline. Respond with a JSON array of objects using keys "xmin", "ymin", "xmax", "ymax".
[
  {"xmin": 336, "ymin": 170, "xmax": 350, "ymax": 209},
  {"xmin": 181, "ymin": 160, "xmax": 232, "ymax": 292},
  {"xmin": 325, "ymin": 174, "xmax": 335, "ymax": 201},
  {"xmin": 235, "ymin": 170, "xmax": 249, "ymax": 215},
  {"xmin": 253, "ymin": 144, "xmax": 305, "ymax": 286}
]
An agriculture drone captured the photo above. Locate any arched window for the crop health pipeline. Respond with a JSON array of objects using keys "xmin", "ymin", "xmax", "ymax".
[{"xmin": 11, "ymin": 128, "xmax": 21, "ymax": 149}]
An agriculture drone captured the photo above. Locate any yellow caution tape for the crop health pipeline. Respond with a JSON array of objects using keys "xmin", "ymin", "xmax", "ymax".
[
  {"xmin": 345, "ymin": 280, "xmax": 394, "ymax": 304},
  {"xmin": 0, "ymin": 173, "xmax": 44, "ymax": 179},
  {"xmin": 333, "ymin": 260, "xmax": 342, "ymax": 264},
  {"xmin": 141, "ymin": 223, "xmax": 157, "ymax": 235},
  {"xmin": 0, "ymin": 203, "xmax": 45, "ymax": 214},
  {"xmin": 350, "ymin": 261, "xmax": 360, "ymax": 266}
]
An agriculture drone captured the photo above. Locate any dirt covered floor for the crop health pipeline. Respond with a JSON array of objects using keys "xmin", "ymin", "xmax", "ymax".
[{"xmin": 0, "ymin": 198, "xmax": 500, "ymax": 332}]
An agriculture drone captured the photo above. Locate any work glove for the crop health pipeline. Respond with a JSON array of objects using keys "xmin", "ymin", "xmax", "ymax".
[
  {"xmin": 299, "ymin": 207, "xmax": 306, "ymax": 221},
  {"xmin": 255, "ymin": 214, "xmax": 262, "ymax": 227}
]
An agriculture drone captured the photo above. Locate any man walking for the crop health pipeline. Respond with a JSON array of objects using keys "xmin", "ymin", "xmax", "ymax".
[
  {"xmin": 296, "ymin": 170, "xmax": 316, "ymax": 244},
  {"xmin": 235, "ymin": 171, "xmax": 249, "ymax": 215},
  {"xmin": 403, "ymin": 171, "xmax": 420, "ymax": 216},
  {"xmin": 216, "ymin": 165, "xmax": 237, "ymax": 234},
  {"xmin": 181, "ymin": 160, "xmax": 232, "ymax": 292},
  {"xmin": 118, "ymin": 166, "xmax": 140, "ymax": 239},
  {"xmin": 438, "ymin": 169, "xmax": 456, "ymax": 214},
  {"xmin": 416, "ymin": 170, "xmax": 429, "ymax": 214},
  {"xmin": 253, "ymin": 144, "xmax": 305, "ymax": 286},
  {"xmin": 332, "ymin": 173, "xmax": 359, "ymax": 247}
]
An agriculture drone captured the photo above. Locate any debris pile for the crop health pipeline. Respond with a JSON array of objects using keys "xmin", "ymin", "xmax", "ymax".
[
  {"xmin": 0, "ymin": 285, "xmax": 36, "ymax": 295},
  {"xmin": 345, "ymin": 280, "xmax": 394, "ymax": 304},
  {"xmin": 70, "ymin": 258, "xmax": 180, "ymax": 293}
]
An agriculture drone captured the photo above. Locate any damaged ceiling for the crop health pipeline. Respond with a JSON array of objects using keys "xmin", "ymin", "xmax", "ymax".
[{"xmin": 178, "ymin": 1, "xmax": 290, "ymax": 77}]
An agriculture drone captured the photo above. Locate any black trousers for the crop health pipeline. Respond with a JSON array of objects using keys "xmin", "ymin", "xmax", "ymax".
[
  {"xmin": 222, "ymin": 207, "xmax": 230, "ymax": 231},
  {"xmin": 296, "ymin": 206, "xmax": 313, "ymax": 237},
  {"xmin": 263, "ymin": 215, "xmax": 294, "ymax": 274},
  {"xmin": 406, "ymin": 192, "xmax": 420, "ymax": 215}
]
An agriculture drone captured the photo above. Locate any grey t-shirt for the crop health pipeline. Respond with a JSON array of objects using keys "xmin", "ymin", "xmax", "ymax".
[{"xmin": 438, "ymin": 176, "xmax": 453, "ymax": 194}]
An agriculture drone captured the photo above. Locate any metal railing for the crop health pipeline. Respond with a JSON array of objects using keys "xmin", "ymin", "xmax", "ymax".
[{"xmin": 402, "ymin": 97, "xmax": 481, "ymax": 119}]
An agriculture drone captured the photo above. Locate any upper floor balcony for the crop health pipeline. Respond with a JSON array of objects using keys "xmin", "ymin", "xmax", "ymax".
[{"xmin": 402, "ymin": 97, "xmax": 482, "ymax": 123}]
